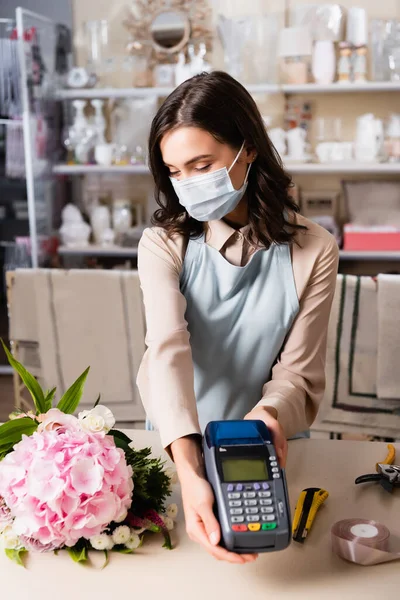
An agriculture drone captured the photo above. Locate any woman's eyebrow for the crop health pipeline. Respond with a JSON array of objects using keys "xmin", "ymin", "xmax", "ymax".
[{"xmin": 164, "ymin": 154, "xmax": 214, "ymax": 168}]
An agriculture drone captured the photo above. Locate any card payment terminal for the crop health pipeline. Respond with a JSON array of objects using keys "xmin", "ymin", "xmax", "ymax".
[{"xmin": 203, "ymin": 420, "xmax": 291, "ymax": 553}]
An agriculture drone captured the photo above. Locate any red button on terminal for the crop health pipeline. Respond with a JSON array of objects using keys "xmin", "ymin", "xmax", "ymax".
[{"xmin": 232, "ymin": 524, "xmax": 248, "ymax": 532}]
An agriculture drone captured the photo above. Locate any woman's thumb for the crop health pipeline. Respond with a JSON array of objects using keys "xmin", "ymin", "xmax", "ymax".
[{"xmin": 198, "ymin": 505, "xmax": 220, "ymax": 546}]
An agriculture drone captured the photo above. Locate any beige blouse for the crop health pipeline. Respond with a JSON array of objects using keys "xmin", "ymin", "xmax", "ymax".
[{"xmin": 137, "ymin": 212, "xmax": 339, "ymax": 449}]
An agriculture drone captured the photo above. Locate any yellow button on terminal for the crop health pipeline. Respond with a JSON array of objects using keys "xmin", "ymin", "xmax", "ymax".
[{"xmin": 248, "ymin": 523, "xmax": 261, "ymax": 532}]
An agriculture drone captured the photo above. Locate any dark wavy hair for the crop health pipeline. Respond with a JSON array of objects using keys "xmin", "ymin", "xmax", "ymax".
[{"xmin": 148, "ymin": 71, "xmax": 305, "ymax": 247}]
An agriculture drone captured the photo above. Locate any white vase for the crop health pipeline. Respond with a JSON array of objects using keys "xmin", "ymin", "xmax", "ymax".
[{"xmin": 312, "ymin": 41, "xmax": 336, "ymax": 85}]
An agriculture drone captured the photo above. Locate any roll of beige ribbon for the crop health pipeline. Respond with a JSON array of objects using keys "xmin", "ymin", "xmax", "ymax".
[{"xmin": 332, "ymin": 519, "xmax": 400, "ymax": 566}]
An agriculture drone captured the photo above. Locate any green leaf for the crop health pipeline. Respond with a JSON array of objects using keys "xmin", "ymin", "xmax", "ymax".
[
  {"xmin": 56, "ymin": 367, "xmax": 90, "ymax": 414},
  {"xmin": 108, "ymin": 430, "xmax": 133, "ymax": 453},
  {"xmin": 113, "ymin": 547, "xmax": 134, "ymax": 554},
  {"xmin": 101, "ymin": 549, "xmax": 109, "ymax": 569},
  {"xmin": 93, "ymin": 393, "xmax": 101, "ymax": 408},
  {"xmin": 67, "ymin": 545, "xmax": 88, "ymax": 563},
  {"xmin": 44, "ymin": 387, "xmax": 57, "ymax": 411},
  {"xmin": 1, "ymin": 339, "xmax": 46, "ymax": 414},
  {"xmin": 5, "ymin": 548, "xmax": 27, "ymax": 567},
  {"xmin": 162, "ymin": 531, "xmax": 172, "ymax": 550},
  {"xmin": 0, "ymin": 418, "xmax": 38, "ymax": 448},
  {"xmin": 146, "ymin": 523, "xmax": 161, "ymax": 534}
]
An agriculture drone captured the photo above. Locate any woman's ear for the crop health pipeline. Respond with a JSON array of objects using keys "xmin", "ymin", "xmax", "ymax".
[{"xmin": 244, "ymin": 144, "xmax": 257, "ymax": 163}]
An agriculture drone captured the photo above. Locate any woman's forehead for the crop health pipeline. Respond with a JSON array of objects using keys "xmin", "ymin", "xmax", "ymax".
[{"xmin": 160, "ymin": 127, "xmax": 223, "ymax": 163}]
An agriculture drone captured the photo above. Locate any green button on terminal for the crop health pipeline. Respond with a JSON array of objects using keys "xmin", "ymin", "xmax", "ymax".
[{"xmin": 262, "ymin": 522, "xmax": 277, "ymax": 530}]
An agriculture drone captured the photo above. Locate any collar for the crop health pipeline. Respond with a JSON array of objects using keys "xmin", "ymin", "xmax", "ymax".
[{"xmin": 205, "ymin": 220, "xmax": 251, "ymax": 251}]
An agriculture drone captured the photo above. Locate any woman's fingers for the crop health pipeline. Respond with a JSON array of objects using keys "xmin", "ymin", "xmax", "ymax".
[
  {"xmin": 197, "ymin": 501, "xmax": 221, "ymax": 546},
  {"xmin": 187, "ymin": 509, "xmax": 257, "ymax": 563},
  {"xmin": 244, "ymin": 407, "xmax": 288, "ymax": 467}
]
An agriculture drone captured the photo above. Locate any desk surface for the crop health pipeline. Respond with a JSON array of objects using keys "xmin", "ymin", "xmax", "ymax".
[{"xmin": 1, "ymin": 432, "xmax": 399, "ymax": 600}]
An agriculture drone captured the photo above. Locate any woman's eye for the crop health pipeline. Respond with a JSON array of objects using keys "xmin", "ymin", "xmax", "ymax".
[
  {"xmin": 195, "ymin": 164, "xmax": 211, "ymax": 172},
  {"xmin": 169, "ymin": 170, "xmax": 180, "ymax": 177}
]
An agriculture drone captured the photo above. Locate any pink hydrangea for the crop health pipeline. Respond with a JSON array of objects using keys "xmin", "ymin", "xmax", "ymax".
[
  {"xmin": 0, "ymin": 495, "xmax": 13, "ymax": 531},
  {"xmin": 0, "ymin": 428, "xmax": 133, "ymax": 548}
]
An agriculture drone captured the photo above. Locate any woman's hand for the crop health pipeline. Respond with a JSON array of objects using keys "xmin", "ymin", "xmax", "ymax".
[
  {"xmin": 170, "ymin": 435, "xmax": 258, "ymax": 564},
  {"xmin": 244, "ymin": 406, "xmax": 288, "ymax": 467},
  {"xmin": 180, "ymin": 471, "xmax": 258, "ymax": 564}
]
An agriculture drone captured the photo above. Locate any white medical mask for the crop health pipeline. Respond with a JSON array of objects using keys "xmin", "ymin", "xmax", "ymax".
[{"xmin": 170, "ymin": 141, "xmax": 251, "ymax": 222}]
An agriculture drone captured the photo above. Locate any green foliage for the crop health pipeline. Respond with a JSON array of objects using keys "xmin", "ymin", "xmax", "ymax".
[
  {"xmin": 0, "ymin": 418, "xmax": 38, "ymax": 457},
  {"xmin": 57, "ymin": 367, "xmax": 90, "ymax": 414},
  {"xmin": 67, "ymin": 540, "xmax": 89, "ymax": 564},
  {"xmin": 44, "ymin": 387, "xmax": 57, "ymax": 406},
  {"xmin": 129, "ymin": 447, "xmax": 171, "ymax": 515},
  {"xmin": 1, "ymin": 339, "xmax": 47, "ymax": 413},
  {"xmin": 5, "ymin": 548, "xmax": 27, "ymax": 567}
]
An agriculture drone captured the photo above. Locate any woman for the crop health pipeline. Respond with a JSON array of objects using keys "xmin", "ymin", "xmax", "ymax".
[{"xmin": 137, "ymin": 71, "xmax": 339, "ymax": 564}]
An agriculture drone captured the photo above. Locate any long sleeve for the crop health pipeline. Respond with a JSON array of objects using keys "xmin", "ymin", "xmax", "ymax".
[
  {"xmin": 137, "ymin": 228, "xmax": 201, "ymax": 449},
  {"xmin": 257, "ymin": 234, "xmax": 339, "ymax": 438}
]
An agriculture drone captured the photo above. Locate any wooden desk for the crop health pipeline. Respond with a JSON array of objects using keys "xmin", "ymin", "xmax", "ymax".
[{"xmin": 1, "ymin": 432, "xmax": 399, "ymax": 599}]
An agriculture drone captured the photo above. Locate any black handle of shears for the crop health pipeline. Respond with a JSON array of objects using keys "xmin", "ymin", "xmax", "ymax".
[{"xmin": 355, "ymin": 474, "xmax": 382, "ymax": 485}]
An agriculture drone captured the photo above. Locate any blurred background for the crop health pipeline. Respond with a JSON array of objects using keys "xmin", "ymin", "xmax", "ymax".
[{"xmin": 1, "ymin": 1, "xmax": 400, "ymax": 441}]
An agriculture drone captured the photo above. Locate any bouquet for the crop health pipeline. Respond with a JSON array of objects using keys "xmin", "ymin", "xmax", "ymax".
[{"xmin": 0, "ymin": 341, "xmax": 178, "ymax": 567}]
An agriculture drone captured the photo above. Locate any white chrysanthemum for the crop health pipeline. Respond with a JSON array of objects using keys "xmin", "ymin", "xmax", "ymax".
[
  {"xmin": 125, "ymin": 533, "xmax": 141, "ymax": 550},
  {"xmin": 90, "ymin": 533, "xmax": 114, "ymax": 550},
  {"xmin": 166, "ymin": 503, "xmax": 178, "ymax": 520},
  {"xmin": 112, "ymin": 525, "xmax": 131, "ymax": 545},
  {"xmin": 0, "ymin": 525, "xmax": 23, "ymax": 550},
  {"xmin": 78, "ymin": 405, "xmax": 115, "ymax": 433},
  {"xmin": 165, "ymin": 468, "xmax": 178, "ymax": 485},
  {"xmin": 163, "ymin": 517, "xmax": 174, "ymax": 531}
]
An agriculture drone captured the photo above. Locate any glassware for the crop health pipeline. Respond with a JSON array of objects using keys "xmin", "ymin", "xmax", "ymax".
[
  {"xmin": 371, "ymin": 19, "xmax": 400, "ymax": 82},
  {"xmin": 242, "ymin": 14, "xmax": 280, "ymax": 84},
  {"xmin": 315, "ymin": 117, "xmax": 342, "ymax": 143},
  {"xmin": 112, "ymin": 200, "xmax": 132, "ymax": 244},
  {"xmin": 84, "ymin": 20, "xmax": 109, "ymax": 84},
  {"xmin": 217, "ymin": 14, "xmax": 252, "ymax": 80},
  {"xmin": 370, "ymin": 20, "xmax": 387, "ymax": 82},
  {"xmin": 130, "ymin": 145, "xmax": 145, "ymax": 165},
  {"xmin": 389, "ymin": 47, "xmax": 400, "ymax": 82}
]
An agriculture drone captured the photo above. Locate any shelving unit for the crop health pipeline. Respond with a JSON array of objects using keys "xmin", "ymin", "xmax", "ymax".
[
  {"xmin": 53, "ymin": 164, "xmax": 149, "ymax": 175},
  {"xmin": 58, "ymin": 245, "xmax": 138, "ymax": 257},
  {"xmin": 53, "ymin": 162, "xmax": 400, "ymax": 176},
  {"xmin": 56, "ymin": 87, "xmax": 175, "ymax": 100},
  {"xmin": 54, "ymin": 79, "xmax": 400, "ymax": 266},
  {"xmin": 281, "ymin": 82, "xmax": 400, "ymax": 94},
  {"xmin": 286, "ymin": 162, "xmax": 400, "ymax": 175},
  {"xmin": 55, "ymin": 81, "xmax": 400, "ymax": 100},
  {"xmin": 339, "ymin": 251, "xmax": 400, "ymax": 261}
]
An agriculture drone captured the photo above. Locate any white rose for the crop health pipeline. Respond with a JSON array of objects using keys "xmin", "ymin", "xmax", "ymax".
[
  {"xmin": 166, "ymin": 503, "xmax": 178, "ymax": 520},
  {"xmin": 90, "ymin": 534, "xmax": 114, "ymax": 550},
  {"xmin": 112, "ymin": 526, "xmax": 131, "ymax": 545},
  {"xmin": 0, "ymin": 525, "xmax": 22, "ymax": 550},
  {"xmin": 165, "ymin": 468, "xmax": 178, "ymax": 485},
  {"xmin": 78, "ymin": 405, "xmax": 115, "ymax": 434},
  {"xmin": 125, "ymin": 533, "xmax": 141, "ymax": 550},
  {"xmin": 163, "ymin": 517, "xmax": 174, "ymax": 531}
]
